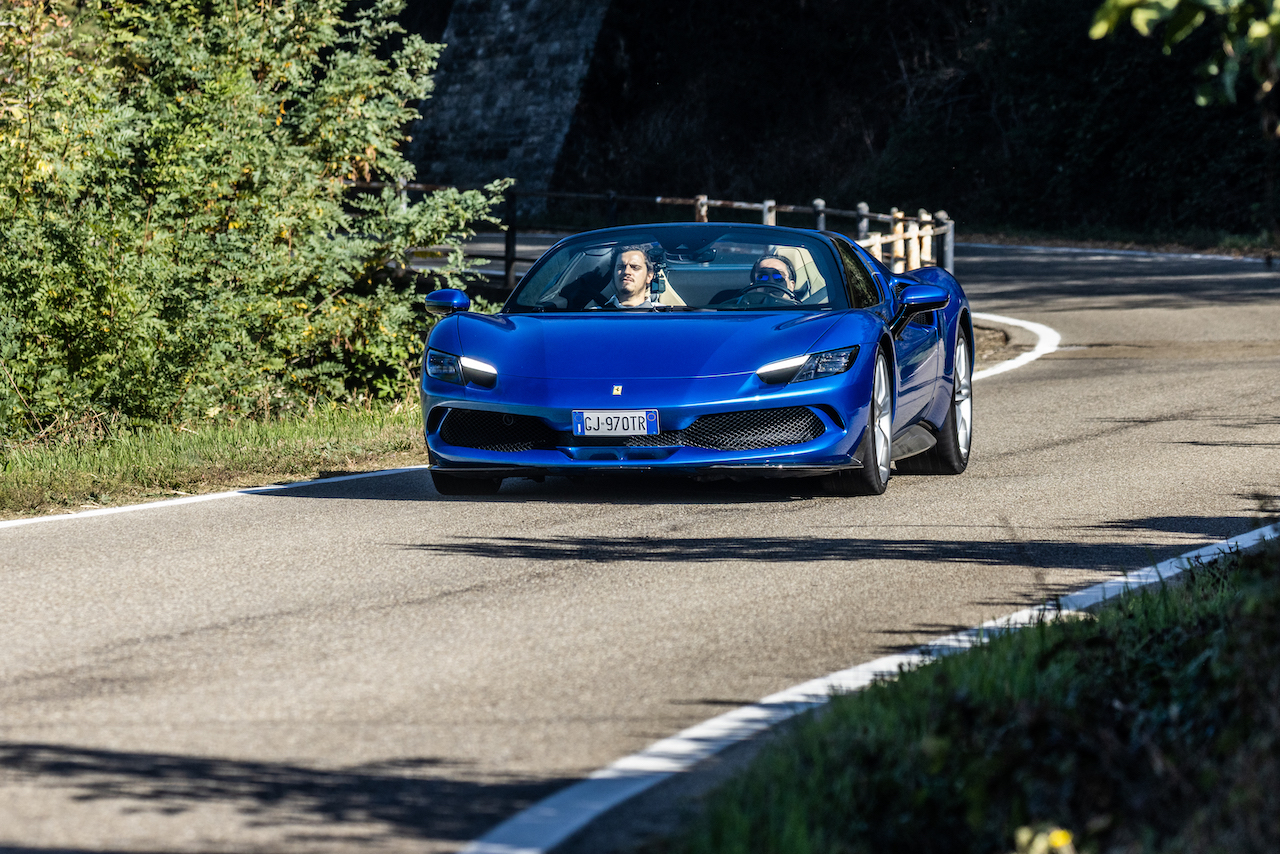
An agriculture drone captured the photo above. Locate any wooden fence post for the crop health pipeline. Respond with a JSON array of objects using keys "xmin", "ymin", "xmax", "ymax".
[
  {"xmin": 919, "ymin": 209, "xmax": 934, "ymax": 265},
  {"xmin": 763, "ymin": 199, "xmax": 776, "ymax": 226},
  {"xmin": 695, "ymin": 195, "xmax": 708, "ymax": 222},
  {"xmin": 935, "ymin": 210, "xmax": 955, "ymax": 273},
  {"xmin": 856, "ymin": 202, "xmax": 870, "ymax": 240},
  {"xmin": 504, "ymin": 189, "xmax": 518, "ymax": 291},
  {"xmin": 891, "ymin": 207, "xmax": 905, "ymax": 274},
  {"xmin": 906, "ymin": 220, "xmax": 920, "ymax": 270},
  {"xmin": 867, "ymin": 233, "xmax": 883, "ymax": 262},
  {"xmin": 813, "ymin": 198, "xmax": 826, "ymax": 231}
]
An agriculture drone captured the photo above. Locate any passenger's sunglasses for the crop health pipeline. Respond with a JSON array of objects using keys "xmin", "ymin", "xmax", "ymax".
[{"xmin": 754, "ymin": 269, "xmax": 791, "ymax": 284}]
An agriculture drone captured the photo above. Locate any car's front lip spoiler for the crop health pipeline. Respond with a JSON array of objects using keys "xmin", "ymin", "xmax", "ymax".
[{"xmin": 428, "ymin": 462, "xmax": 862, "ymax": 480}]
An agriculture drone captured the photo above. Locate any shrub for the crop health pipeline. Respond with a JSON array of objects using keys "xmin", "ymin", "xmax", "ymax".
[{"xmin": 0, "ymin": 0, "xmax": 504, "ymax": 440}]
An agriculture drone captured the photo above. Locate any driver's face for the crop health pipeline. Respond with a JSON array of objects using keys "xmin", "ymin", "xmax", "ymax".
[
  {"xmin": 614, "ymin": 250, "xmax": 654, "ymax": 305},
  {"xmin": 757, "ymin": 258, "xmax": 794, "ymax": 289}
]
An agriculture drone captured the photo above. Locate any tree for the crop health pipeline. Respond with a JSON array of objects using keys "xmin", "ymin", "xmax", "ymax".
[
  {"xmin": 1091, "ymin": 0, "xmax": 1280, "ymax": 237},
  {"xmin": 0, "ymin": 0, "xmax": 504, "ymax": 440}
]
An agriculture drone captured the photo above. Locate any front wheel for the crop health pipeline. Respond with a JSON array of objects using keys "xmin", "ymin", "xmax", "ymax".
[
  {"xmin": 431, "ymin": 471, "xmax": 503, "ymax": 496},
  {"xmin": 898, "ymin": 328, "xmax": 972, "ymax": 475},
  {"xmin": 822, "ymin": 347, "xmax": 891, "ymax": 496}
]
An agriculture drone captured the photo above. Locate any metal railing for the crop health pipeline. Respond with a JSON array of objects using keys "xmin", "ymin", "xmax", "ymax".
[{"xmin": 347, "ymin": 181, "xmax": 955, "ymax": 289}]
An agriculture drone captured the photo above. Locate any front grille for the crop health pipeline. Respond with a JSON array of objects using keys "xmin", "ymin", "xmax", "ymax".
[
  {"xmin": 682, "ymin": 407, "xmax": 826, "ymax": 450},
  {"xmin": 563, "ymin": 407, "xmax": 825, "ymax": 451},
  {"xmin": 569, "ymin": 429, "xmax": 686, "ymax": 448},
  {"xmin": 438, "ymin": 406, "xmax": 825, "ymax": 454},
  {"xmin": 439, "ymin": 409, "xmax": 558, "ymax": 453}
]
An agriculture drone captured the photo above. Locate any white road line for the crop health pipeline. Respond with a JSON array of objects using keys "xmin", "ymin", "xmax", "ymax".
[
  {"xmin": 463, "ymin": 521, "xmax": 1280, "ymax": 854},
  {"xmin": 959, "ymin": 241, "xmax": 1267, "ymax": 264},
  {"xmin": 972, "ymin": 312, "xmax": 1061, "ymax": 380},
  {"xmin": 0, "ymin": 466, "xmax": 432, "ymax": 531}
]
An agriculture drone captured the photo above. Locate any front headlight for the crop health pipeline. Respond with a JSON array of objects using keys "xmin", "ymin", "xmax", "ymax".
[
  {"xmin": 426, "ymin": 350, "xmax": 498, "ymax": 388},
  {"xmin": 757, "ymin": 346, "xmax": 859, "ymax": 385},
  {"xmin": 427, "ymin": 349, "xmax": 464, "ymax": 384}
]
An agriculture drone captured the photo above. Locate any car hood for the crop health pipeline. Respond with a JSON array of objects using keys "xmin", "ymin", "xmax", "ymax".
[{"xmin": 444, "ymin": 311, "xmax": 850, "ymax": 380}]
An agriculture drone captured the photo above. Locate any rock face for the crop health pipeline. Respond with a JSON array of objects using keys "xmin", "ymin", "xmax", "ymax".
[{"xmin": 407, "ymin": 0, "xmax": 612, "ymax": 199}]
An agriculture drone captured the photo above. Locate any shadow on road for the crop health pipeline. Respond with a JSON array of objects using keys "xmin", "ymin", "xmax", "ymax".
[
  {"xmin": 958, "ymin": 246, "xmax": 1280, "ymax": 310},
  {"xmin": 0, "ymin": 741, "xmax": 569, "ymax": 850},
  {"xmin": 256, "ymin": 470, "xmax": 818, "ymax": 505},
  {"xmin": 395, "ymin": 519, "xmax": 1252, "ymax": 576}
]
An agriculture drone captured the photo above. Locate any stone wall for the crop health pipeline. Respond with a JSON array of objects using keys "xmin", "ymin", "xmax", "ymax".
[{"xmin": 407, "ymin": 0, "xmax": 612, "ymax": 199}]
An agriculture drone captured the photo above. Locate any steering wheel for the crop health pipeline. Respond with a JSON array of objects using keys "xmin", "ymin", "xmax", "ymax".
[{"xmin": 731, "ymin": 283, "xmax": 801, "ymax": 306}]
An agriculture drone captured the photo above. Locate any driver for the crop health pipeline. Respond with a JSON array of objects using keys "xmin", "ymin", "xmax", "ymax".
[
  {"xmin": 603, "ymin": 245, "xmax": 656, "ymax": 308},
  {"xmin": 749, "ymin": 254, "xmax": 808, "ymax": 299}
]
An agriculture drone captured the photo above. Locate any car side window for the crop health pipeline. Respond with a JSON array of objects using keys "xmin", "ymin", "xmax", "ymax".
[{"xmin": 832, "ymin": 238, "xmax": 881, "ymax": 308}]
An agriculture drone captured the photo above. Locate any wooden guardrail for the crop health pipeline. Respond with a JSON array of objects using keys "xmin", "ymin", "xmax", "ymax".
[{"xmin": 347, "ymin": 181, "xmax": 956, "ymax": 289}]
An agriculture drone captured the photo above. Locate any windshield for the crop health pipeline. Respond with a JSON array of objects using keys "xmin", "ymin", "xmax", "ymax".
[{"xmin": 506, "ymin": 226, "xmax": 850, "ymax": 313}]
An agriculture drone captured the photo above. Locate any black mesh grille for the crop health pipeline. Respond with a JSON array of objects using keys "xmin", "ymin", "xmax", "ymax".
[
  {"xmin": 682, "ymin": 407, "xmax": 825, "ymax": 450},
  {"xmin": 439, "ymin": 406, "xmax": 825, "ymax": 454},
  {"xmin": 562, "ymin": 407, "xmax": 825, "ymax": 451},
  {"xmin": 439, "ymin": 409, "xmax": 558, "ymax": 453},
  {"xmin": 569, "ymin": 429, "xmax": 689, "ymax": 448}
]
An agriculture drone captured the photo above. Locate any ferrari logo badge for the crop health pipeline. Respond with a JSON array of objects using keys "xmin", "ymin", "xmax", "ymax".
[{"xmin": 612, "ymin": 385, "xmax": 623, "ymax": 395}]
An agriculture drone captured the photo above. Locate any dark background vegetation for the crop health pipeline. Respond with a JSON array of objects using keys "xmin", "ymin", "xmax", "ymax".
[{"xmin": 407, "ymin": 0, "xmax": 1273, "ymax": 240}]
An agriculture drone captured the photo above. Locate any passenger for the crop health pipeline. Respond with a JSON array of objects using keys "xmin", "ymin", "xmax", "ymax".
[
  {"xmin": 749, "ymin": 253, "xmax": 808, "ymax": 299},
  {"xmin": 713, "ymin": 252, "xmax": 807, "ymax": 304},
  {"xmin": 605, "ymin": 245, "xmax": 656, "ymax": 308}
]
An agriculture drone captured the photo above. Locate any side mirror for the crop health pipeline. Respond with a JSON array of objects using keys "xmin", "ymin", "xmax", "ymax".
[
  {"xmin": 891, "ymin": 284, "xmax": 949, "ymax": 334},
  {"xmin": 900, "ymin": 283, "xmax": 950, "ymax": 313},
  {"xmin": 425, "ymin": 288, "xmax": 471, "ymax": 316}
]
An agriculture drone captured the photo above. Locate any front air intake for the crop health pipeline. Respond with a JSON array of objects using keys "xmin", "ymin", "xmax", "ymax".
[
  {"xmin": 439, "ymin": 406, "xmax": 826, "ymax": 454},
  {"xmin": 439, "ymin": 409, "xmax": 558, "ymax": 453}
]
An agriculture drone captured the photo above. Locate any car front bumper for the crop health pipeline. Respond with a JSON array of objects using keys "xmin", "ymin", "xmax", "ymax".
[{"xmin": 421, "ymin": 370, "xmax": 874, "ymax": 480}]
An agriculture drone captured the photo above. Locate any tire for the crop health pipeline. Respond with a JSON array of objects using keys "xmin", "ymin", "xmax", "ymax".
[
  {"xmin": 822, "ymin": 347, "xmax": 891, "ymax": 496},
  {"xmin": 898, "ymin": 328, "xmax": 972, "ymax": 475},
  {"xmin": 431, "ymin": 471, "xmax": 503, "ymax": 496}
]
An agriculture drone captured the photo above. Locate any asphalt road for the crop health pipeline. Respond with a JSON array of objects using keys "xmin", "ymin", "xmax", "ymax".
[{"xmin": 3, "ymin": 246, "xmax": 1279, "ymax": 852}]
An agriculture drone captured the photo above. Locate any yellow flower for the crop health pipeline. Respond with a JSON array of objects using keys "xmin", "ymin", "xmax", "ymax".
[{"xmin": 1048, "ymin": 829, "xmax": 1072, "ymax": 849}]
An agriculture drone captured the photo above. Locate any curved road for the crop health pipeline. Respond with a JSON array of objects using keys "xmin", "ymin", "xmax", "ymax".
[{"xmin": 2, "ymin": 246, "xmax": 1279, "ymax": 852}]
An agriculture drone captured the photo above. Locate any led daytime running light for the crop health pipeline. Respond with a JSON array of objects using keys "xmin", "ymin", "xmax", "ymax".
[
  {"xmin": 460, "ymin": 356, "xmax": 498, "ymax": 388},
  {"xmin": 756, "ymin": 346, "xmax": 858, "ymax": 385},
  {"xmin": 755, "ymin": 354, "xmax": 809, "ymax": 384}
]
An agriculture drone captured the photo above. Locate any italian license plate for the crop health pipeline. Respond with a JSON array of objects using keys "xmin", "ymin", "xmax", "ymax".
[{"xmin": 572, "ymin": 409, "xmax": 660, "ymax": 436}]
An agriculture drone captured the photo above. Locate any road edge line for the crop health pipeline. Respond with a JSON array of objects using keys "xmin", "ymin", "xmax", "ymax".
[
  {"xmin": 462, "ymin": 521, "xmax": 1280, "ymax": 854},
  {"xmin": 971, "ymin": 312, "xmax": 1061, "ymax": 380},
  {"xmin": 0, "ymin": 466, "xmax": 433, "ymax": 531}
]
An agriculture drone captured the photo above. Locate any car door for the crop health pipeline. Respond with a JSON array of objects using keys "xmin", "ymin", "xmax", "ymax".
[
  {"xmin": 891, "ymin": 303, "xmax": 942, "ymax": 426},
  {"xmin": 833, "ymin": 238, "xmax": 942, "ymax": 429}
]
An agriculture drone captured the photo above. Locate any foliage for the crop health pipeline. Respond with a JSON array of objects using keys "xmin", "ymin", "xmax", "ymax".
[
  {"xmin": 1089, "ymin": 0, "xmax": 1280, "ymax": 239},
  {"xmin": 555, "ymin": 0, "xmax": 1270, "ymax": 239},
  {"xmin": 1091, "ymin": 0, "xmax": 1280, "ymax": 112},
  {"xmin": 668, "ymin": 542, "xmax": 1280, "ymax": 854},
  {"xmin": 0, "ymin": 0, "xmax": 505, "ymax": 441}
]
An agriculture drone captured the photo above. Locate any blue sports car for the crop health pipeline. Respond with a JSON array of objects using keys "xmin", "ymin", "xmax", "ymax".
[{"xmin": 420, "ymin": 222, "xmax": 972, "ymax": 496}]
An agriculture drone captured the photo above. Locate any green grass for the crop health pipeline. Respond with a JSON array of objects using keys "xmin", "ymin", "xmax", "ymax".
[
  {"xmin": 664, "ymin": 541, "xmax": 1280, "ymax": 854},
  {"xmin": 0, "ymin": 400, "xmax": 425, "ymax": 519}
]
